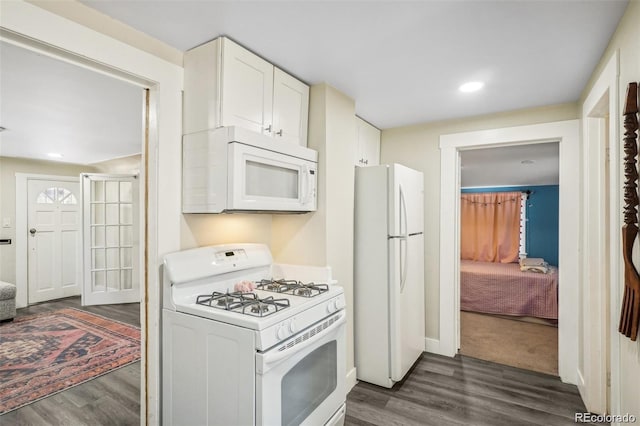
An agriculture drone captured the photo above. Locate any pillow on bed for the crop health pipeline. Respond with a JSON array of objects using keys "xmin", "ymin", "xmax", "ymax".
[{"xmin": 520, "ymin": 257, "xmax": 549, "ymax": 273}]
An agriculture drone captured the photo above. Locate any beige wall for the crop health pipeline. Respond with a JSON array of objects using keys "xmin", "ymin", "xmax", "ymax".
[
  {"xmin": 0, "ymin": 157, "xmax": 98, "ymax": 284},
  {"xmin": 91, "ymin": 154, "xmax": 142, "ymax": 174},
  {"xmin": 380, "ymin": 103, "xmax": 579, "ymax": 339},
  {"xmin": 580, "ymin": 0, "xmax": 640, "ymax": 418},
  {"xmin": 272, "ymin": 83, "xmax": 357, "ymax": 379}
]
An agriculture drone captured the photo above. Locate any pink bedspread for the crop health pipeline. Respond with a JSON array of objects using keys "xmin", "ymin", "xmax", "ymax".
[{"xmin": 460, "ymin": 260, "xmax": 558, "ymax": 319}]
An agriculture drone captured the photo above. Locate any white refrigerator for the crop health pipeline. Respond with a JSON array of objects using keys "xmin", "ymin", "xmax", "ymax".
[{"xmin": 354, "ymin": 163, "xmax": 425, "ymax": 388}]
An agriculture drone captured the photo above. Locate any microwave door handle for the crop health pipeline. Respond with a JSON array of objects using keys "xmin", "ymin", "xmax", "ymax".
[
  {"xmin": 302, "ymin": 165, "xmax": 311, "ymax": 204},
  {"xmin": 259, "ymin": 312, "xmax": 346, "ymax": 368}
]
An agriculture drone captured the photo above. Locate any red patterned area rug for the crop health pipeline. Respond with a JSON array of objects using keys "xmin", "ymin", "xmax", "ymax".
[{"xmin": 0, "ymin": 308, "xmax": 140, "ymax": 414}]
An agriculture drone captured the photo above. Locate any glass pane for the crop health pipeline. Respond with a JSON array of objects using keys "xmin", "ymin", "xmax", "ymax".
[
  {"xmin": 106, "ymin": 204, "xmax": 119, "ymax": 225},
  {"xmin": 120, "ymin": 226, "xmax": 133, "ymax": 246},
  {"xmin": 121, "ymin": 269, "xmax": 132, "ymax": 290},
  {"xmin": 106, "ymin": 181, "xmax": 119, "ymax": 202},
  {"xmin": 56, "ymin": 187, "xmax": 69, "ymax": 201},
  {"xmin": 92, "ymin": 271, "xmax": 106, "ymax": 292},
  {"xmin": 92, "ymin": 180, "xmax": 104, "ymax": 202},
  {"xmin": 91, "ymin": 204, "xmax": 105, "ymax": 224},
  {"xmin": 45, "ymin": 187, "xmax": 57, "ymax": 201},
  {"xmin": 120, "ymin": 204, "xmax": 133, "ymax": 225},
  {"xmin": 92, "ymin": 248, "xmax": 105, "ymax": 269},
  {"xmin": 36, "ymin": 192, "xmax": 54, "ymax": 204},
  {"xmin": 61, "ymin": 193, "xmax": 78, "ymax": 205},
  {"xmin": 246, "ymin": 161, "xmax": 299, "ymax": 199},
  {"xmin": 120, "ymin": 181, "xmax": 132, "ymax": 203},
  {"xmin": 281, "ymin": 341, "xmax": 337, "ymax": 426},
  {"xmin": 92, "ymin": 226, "xmax": 105, "ymax": 247},
  {"xmin": 106, "ymin": 248, "xmax": 119, "ymax": 269},
  {"xmin": 120, "ymin": 247, "xmax": 132, "ymax": 268},
  {"xmin": 106, "ymin": 226, "xmax": 119, "ymax": 247},
  {"xmin": 106, "ymin": 270, "xmax": 120, "ymax": 291}
]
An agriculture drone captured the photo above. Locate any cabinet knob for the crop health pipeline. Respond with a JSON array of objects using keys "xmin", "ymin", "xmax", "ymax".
[
  {"xmin": 264, "ymin": 124, "xmax": 272, "ymax": 133},
  {"xmin": 276, "ymin": 129, "xmax": 283, "ymax": 137},
  {"xmin": 364, "ymin": 159, "xmax": 368, "ymax": 165},
  {"xmin": 29, "ymin": 228, "xmax": 37, "ymax": 235}
]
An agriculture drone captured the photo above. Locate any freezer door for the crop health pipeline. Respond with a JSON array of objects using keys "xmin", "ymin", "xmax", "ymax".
[
  {"xmin": 389, "ymin": 233, "xmax": 425, "ymax": 382},
  {"xmin": 388, "ymin": 164, "xmax": 424, "ymax": 237}
]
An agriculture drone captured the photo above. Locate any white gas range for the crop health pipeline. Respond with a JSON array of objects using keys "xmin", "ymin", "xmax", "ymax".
[{"xmin": 162, "ymin": 243, "xmax": 347, "ymax": 426}]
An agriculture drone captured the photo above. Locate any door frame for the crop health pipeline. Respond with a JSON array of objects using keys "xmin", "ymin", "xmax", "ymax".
[
  {"xmin": 438, "ymin": 119, "xmax": 580, "ymax": 385},
  {"xmin": 15, "ymin": 173, "xmax": 80, "ymax": 308},
  {"xmin": 1, "ymin": 2, "xmax": 183, "ymax": 421},
  {"xmin": 578, "ymin": 50, "xmax": 620, "ymax": 415}
]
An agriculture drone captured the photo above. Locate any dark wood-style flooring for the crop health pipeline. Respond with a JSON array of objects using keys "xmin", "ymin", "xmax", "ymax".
[
  {"xmin": 4, "ymin": 298, "xmax": 602, "ymax": 426},
  {"xmin": 1, "ymin": 297, "xmax": 141, "ymax": 426},
  {"xmin": 345, "ymin": 353, "xmax": 606, "ymax": 426}
]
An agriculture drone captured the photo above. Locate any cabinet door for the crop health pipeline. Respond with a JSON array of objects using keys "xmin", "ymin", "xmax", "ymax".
[
  {"xmin": 220, "ymin": 38, "xmax": 274, "ymax": 135},
  {"xmin": 355, "ymin": 117, "xmax": 381, "ymax": 166},
  {"xmin": 272, "ymin": 68, "xmax": 309, "ymax": 146}
]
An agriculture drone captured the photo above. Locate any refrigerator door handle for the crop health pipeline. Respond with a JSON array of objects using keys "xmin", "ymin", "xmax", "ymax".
[{"xmin": 399, "ymin": 187, "xmax": 409, "ymax": 293}]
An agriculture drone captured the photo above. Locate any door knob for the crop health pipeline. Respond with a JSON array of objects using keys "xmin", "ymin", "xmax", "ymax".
[{"xmin": 29, "ymin": 228, "xmax": 37, "ymax": 235}]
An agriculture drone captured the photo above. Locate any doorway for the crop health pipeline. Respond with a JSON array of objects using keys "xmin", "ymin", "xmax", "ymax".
[
  {"xmin": 7, "ymin": 40, "xmax": 148, "ymax": 420},
  {"xmin": 456, "ymin": 148, "xmax": 560, "ymax": 375},
  {"xmin": 438, "ymin": 120, "xmax": 580, "ymax": 384}
]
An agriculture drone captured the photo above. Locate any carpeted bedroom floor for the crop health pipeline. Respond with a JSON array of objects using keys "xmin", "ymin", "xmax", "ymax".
[{"xmin": 460, "ymin": 311, "xmax": 558, "ymax": 376}]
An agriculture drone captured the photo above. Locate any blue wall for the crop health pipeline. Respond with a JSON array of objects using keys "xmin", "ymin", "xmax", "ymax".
[{"xmin": 461, "ymin": 185, "xmax": 559, "ymax": 266}]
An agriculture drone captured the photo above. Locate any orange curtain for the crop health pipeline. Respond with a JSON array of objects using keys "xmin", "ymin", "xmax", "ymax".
[{"xmin": 460, "ymin": 192, "xmax": 521, "ymax": 263}]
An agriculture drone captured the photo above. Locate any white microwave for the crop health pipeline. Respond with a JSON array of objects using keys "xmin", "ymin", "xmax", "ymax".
[{"xmin": 183, "ymin": 126, "xmax": 317, "ymax": 213}]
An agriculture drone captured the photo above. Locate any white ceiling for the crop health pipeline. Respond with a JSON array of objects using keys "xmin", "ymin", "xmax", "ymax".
[
  {"xmin": 0, "ymin": 1, "xmax": 628, "ymax": 170},
  {"xmin": 0, "ymin": 42, "xmax": 143, "ymax": 165},
  {"xmin": 460, "ymin": 142, "xmax": 559, "ymax": 187},
  {"xmin": 80, "ymin": 0, "xmax": 627, "ymax": 129}
]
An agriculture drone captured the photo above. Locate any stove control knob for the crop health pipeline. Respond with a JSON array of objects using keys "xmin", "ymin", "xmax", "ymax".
[
  {"xmin": 277, "ymin": 326, "xmax": 288, "ymax": 340},
  {"xmin": 327, "ymin": 301, "xmax": 336, "ymax": 313},
  {"xmin": 334, "ymin": 298, "xmax": 345, "ymax": 310},
  {"xmin": 289, "ymin": 319, "xmax": 297, "ymax": 334}
]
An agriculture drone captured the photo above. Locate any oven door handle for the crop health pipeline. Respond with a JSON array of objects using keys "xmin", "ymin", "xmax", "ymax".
[{"xmin": 258, "ymin": 311, "xmax": 346, "ymax": 371}]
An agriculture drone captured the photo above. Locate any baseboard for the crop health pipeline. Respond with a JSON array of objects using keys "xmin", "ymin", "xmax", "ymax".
[{"xmin": 346, "ymin": 367, "xmax": 357, "ymax": 393}]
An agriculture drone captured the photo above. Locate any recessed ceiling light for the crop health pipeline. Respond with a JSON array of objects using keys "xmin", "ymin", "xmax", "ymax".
[
  {"xmin": 47, "ymin": 153, "xmax": 64, "ymax": 159},
  {"xmin": 459, "ymin": 81, "xmax": 484, "ymax": 93},
  {"xmin": 521, "ymin": 159, "xmax": 535, "ymax": 165}
]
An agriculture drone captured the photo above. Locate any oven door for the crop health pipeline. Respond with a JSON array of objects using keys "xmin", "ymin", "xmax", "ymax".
[
  {"xmin": 228, "ymin": 142, "xmax": 317, "ymax": 212},
  {"xmin": 256, "ymin": 310, "xmax": 346, "ymax": 426}
]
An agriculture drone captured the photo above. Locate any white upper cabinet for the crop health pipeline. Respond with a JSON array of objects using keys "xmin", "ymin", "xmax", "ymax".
[
  {"xmin": 355, "ymin": 117, "xmax": 381, "ymax": 167},
  {"xmin": 184, "ymin": 37, "xmax": 309, "ymax": 146},
  {"xmin": 272, "ymin": 68, "xmax": 309, "ymax": 146},
  {"xmin": 220, "ymin": 40, "xmax": 274, "ymax": 135}
]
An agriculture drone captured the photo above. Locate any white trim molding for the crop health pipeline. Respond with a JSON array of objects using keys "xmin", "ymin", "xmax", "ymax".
[
  {"xmin": 579, "ymin": 50, "xmax": 619, "ymax": 416},
  {"xmin": 439, "ymin": 120, "xmax": 580, "ymax": 385}
]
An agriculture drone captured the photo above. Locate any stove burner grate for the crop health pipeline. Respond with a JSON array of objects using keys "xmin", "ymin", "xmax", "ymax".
[
  {"xmin": 256, "ymin": 279, "xmax": 330, "ymax": 298},
  {"xmin": 196, "ymin": 291, "xmax": 256, "ymax": 311},
  {"xmin": 242, "ymin": 296, "xmax": 290, "ymax": 317},
  {"xmin": 255, "ymin": 278, "xmax": 299, "ymax": 293}
]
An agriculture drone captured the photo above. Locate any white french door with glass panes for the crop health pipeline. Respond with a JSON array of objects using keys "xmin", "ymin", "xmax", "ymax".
[{"xmin": 82, "ymin": 174, "xmax": 140, "ymax": 305}]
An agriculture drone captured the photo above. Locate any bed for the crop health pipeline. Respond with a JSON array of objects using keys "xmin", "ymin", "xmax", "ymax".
[{"xmin": 460, "ymin": 260, "xmax": 558, "ymax": 320}]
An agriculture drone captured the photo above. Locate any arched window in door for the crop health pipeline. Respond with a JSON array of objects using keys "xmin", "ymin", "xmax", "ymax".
[{"xmin": 36, "ymin": 187, "xmax": 78, "ymax": 205}]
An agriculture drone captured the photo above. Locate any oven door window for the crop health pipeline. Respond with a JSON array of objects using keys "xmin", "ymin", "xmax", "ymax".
[
  {"xmin": 245, "ymin": 160, "xmax": 299, "ymax": 199},
  {"xmin": 281, "ymin": 341, "xmax": 337, "ymax": 426}
]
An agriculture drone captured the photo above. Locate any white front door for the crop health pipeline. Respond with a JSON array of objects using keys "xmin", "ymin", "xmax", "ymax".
[
  {"xmin": 27, "ymin": 179, "xmax": 81, "ymax": 304},
  {"xmin": 82, "ymin": 174, "xmax": 140, "ymax": 305}
]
